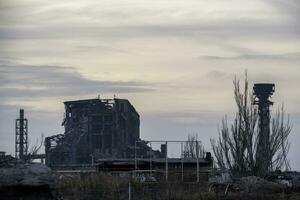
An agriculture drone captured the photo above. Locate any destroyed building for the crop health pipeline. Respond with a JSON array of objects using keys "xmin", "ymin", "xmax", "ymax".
[{"xmin": 45, "ymin": 98, "xmax": 161, "ymax": 167}]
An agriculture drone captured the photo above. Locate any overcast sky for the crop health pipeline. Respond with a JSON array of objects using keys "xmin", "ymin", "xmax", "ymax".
[{"xmin": 0, "ymin": 0, "xmax": 299, "ymax": 169}]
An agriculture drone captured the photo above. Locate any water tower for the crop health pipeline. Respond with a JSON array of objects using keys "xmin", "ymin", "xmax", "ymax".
[{"xmin": 253, "ymin": 83, "xmax": 275, "ymax": 174}]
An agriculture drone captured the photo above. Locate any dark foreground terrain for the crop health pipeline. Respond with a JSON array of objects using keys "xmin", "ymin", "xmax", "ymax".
[
  {"xmin": 0, "ymin": 163, "xmax": 299, "ymax": 200},
  {"xmin": 56, "ymin": 173, "xmax": 300, "ymax": 200}
]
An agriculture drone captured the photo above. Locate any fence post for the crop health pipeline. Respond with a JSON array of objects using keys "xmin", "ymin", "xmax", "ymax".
[
  {"xmin": 196, "ymin": 141, "xmax": 199, "ymax": 182},
  {"xmin": 165, "ymin": 141, "xmax": 168, "ymax": 181},
  {"xmin": 150, "ymin": 142, "xmax": 152, "ymax": 177},
  {"xmin": 181, "ymin": 142, "xmax": 184, "ymax": 182},
  {"xmin": 128, "ymin": 182, "xmax": 131, "ymax": 200},
  {"xmin": 134, "ymin": 141, "xmax": 137, "ymax": 175}
]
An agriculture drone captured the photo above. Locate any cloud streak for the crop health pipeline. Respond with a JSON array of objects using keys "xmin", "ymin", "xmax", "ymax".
[
  {"xmin": 200, "ymin": 52, "xmax": 300, "ymax": 61},
  {"xmin": 1, "ymin": 20, "xmax": 299, "ymax": 40},
  {"xmin": 0, "ymin": 62, "xmax": 154, "ymax": 99}
]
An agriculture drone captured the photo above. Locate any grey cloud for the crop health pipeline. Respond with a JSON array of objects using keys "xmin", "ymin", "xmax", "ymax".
[
  {"xmin": 0, "ymin": 62, "xmax": 154, "ymax": 99},
  {"xmin": 201, "ymin": 52, "xmax": 300, "ymax": 61},
  {"xmin": 1, "ymin": 19, "xmax": 299, "ymax": 40},
  {"xmin": 206, "ymin": 70, "xmax": 232, "ymax": 80},
  {"xmin": 0, "ymin": 0, "xmax": 299, "ymax": 43},
  {"xmin": 0, "ymin": 103, "xmax": 26, "ymax": 113},
  {"xmin": 266, "ymin": 0, "xmax": 300, "ymax": 19},
  {"xmin": 144, "ymin": 110, "xmax": 223, "ymax": 126}
]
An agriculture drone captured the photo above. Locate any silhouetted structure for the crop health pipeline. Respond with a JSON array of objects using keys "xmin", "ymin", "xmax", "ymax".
[
  {"xmin": 96, "ymin": 155, "xmax": 213, "ymax": 182},
  {"xmin": 253, "ymin": 83, "xmax": 275, "ymax": 174},
  {"xmin": 45, "ymin": 98, "xmax": 160, "ymax": 167},
  {"xmin": 15, "ymin": 109, "xmax": 28, "ymax": 160}
]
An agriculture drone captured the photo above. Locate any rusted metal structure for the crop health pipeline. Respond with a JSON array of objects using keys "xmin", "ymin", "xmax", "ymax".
[
  {"xmin": 253, "ymin": 83, "xmax": 275, "ymax": 174},
  {"xmin": 45, "ymin": 98, "xmax": 159, "ymax": 167},
  {"xmin": 15, "ymin": 109, "xmax": 28, "ymax": 160}
]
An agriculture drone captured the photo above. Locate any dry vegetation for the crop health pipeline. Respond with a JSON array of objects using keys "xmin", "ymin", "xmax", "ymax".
[
  {"xmin": 56, "ymin": 173, "xmax": 300, "ymax": 200},
  {"xmin": 211, "ymin": 74, "xmax": 291, "ymax": 177},
  {"xmin": 57, "ymin": 173, "xmax": 214, "ymax": 200}
]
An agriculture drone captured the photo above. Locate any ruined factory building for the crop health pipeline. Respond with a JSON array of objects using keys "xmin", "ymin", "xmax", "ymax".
[{"xmin": 45, "ymin": 98, "xmax": 160, "ymax": 167}]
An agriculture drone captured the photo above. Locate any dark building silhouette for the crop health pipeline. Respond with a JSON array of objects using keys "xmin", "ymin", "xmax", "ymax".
[{"xmin": 45, "ymin": 98, "xmax": 160, "ymax": 166}]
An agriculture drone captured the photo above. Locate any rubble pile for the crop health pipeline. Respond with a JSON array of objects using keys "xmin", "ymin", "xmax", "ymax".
[
  {"xmin": 0, "ymin": 163, "xmax": 54, "ymax": 187},
  {"xmin": 0, "ymin": 163, "xmax": 57, "ymax": 200}
]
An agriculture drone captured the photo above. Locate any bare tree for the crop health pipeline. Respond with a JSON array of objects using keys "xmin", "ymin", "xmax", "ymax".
[
  {"xmin": 183, "ymin": 135, "xmax": 206, "ymax": 159},
  {"xmin": 211, "ymin": 73, "xmax": 291, "ymax": 177},
  {"xmin": 26, "ymin": 133, "xmax": 44, "ymax": 162}
]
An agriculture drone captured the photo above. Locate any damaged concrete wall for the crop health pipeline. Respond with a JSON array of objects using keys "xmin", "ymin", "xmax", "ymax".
[{"xmin": 45, "ymin": 98, "xmax": 149, "ymax": 166}]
